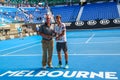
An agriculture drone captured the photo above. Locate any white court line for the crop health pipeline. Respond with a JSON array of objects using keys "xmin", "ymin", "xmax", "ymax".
[
  {"xmin": 2, "ymin": 41, "xmax": 120, "ymax": 56},
  {"xmin": 2, "ymin": 44, "xmax": 41, "ymax": 56},
  {"xmin": 85, "ymin": 34, "xmax": 95, "ymax": 44},
  {"xmin": 1, "ymin": 54, "xmax": 42, "ymax": 56},
  {"xmin": 0, "ymin": 40, "xmax": 40, "ymax": 52},
  {"xmin": 1, "ymin": 53, "xmax": 120, "ymax": 57},
  {"xmin": 89, "ymin": 41, "xmax": 120, "ymax": 43},
  {"xmin": 67, "ymin": 33, "xmax": 75, "ymax": 37},
  {"xmin": 68, "ymin": 41, "xmax": 120, "ymax": 44}
]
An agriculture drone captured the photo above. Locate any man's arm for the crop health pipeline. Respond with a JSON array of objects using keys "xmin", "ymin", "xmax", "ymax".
[
  {"xmin": 56, "ymin": 30, "xmax": 65, "ymax": 40},
  {"xmin": 39, "ymin": 32, "xmax": 52, "ymax": 39},
  {"xmin": 38, "ymin": 25, "xmax": 52, "ymax": 39}
]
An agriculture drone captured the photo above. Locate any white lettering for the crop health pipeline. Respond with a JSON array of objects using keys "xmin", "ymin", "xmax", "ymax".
[
  {"xmin": 14, "ymin": 70, "xmax": 30, "ymax": 77},
  {"xmin": 63, "ymin": 71, "xmax": 77, "ymax": 78},
  {"xmin": 35, "ymin": 71, "xmax": 49, "ymax": 77},
  {"xmin": 105, "ymin": 72, "xmax": 118, "ymax": 79},
  {"xmin": 0, "ymin": 71, "xmax": 19, "ymax": 77},
  {"xmin": 24, "ymin": 71, "xmax": 35, "ymax": 77},
  {"xmin": 90, "ymin": 72, "xmax": 104, "ymax": 78},
  {"xmin": 48, "ymin": 71, "xmax": 63, "ymax": 77},
  {"xmin": 76, "ymin": 71, "xmax": 89, "ymax": 78},
  {"xmin": 0, "ymin": 70, "xmax": 118, "ymax": 79}
]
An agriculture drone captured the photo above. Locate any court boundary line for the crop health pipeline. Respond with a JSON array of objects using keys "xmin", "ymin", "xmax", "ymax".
[
  {"xmin": 67, "ymin": 26, "xmax": 120, "ymax": 31},
  {"xmin": 85, "ymin": 34, "xmax": 95, "ymax": 44},
  {"xmin": 2, "ymin": 44, "xmax": 41, "ymax": 56},
  {"xmin": 2, "ymin": 40, "xmax": 120, "ymax": 56},
  {"xmin": 68, "ymin": 41, "xmax": 120, "ymax": 44},
  {"xmin": 1, "ymin": 53, "xmax": 120, "ymax": 56},
  {"xmin": 0, "ymin": 40, "xmax": 40, "ymax": 52}
]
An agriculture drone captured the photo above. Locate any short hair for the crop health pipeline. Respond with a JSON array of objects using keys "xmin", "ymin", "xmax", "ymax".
[
  {"xmin": 56, "ymin": 15, "xmax": 61, "ymax": 19},
  {"xmin": 46, "ymin": 14, "xmax": 51, "ymax": 19}
]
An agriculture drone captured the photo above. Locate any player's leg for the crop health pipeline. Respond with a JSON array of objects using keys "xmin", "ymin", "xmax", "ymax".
[
  {"xmin": 56, "ymin": 42, "xmax": 62, "ymax": 68},
  {"xmin": 42, "ymin": 40, "xmax": 48, "ymax": 69},
  {"xmin": 63, "ymin": 42, "xmax": 69, "ymax": 69},
  {"xmin": 48, "ymin": 40, "xmax": 54, "ymax": 68}
]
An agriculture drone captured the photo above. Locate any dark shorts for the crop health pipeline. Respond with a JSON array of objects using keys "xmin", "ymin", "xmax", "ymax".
[{"xmin": 56, "ymin": 42, "xmax": 68, "ymax": 53}]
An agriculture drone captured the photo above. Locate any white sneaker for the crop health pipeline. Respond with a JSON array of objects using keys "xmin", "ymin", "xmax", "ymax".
[
  {"xmin": 55, "ymin": 64, "xmax": 62, "ymax": 68},
  {"xmin": 42, "ymin": 66, "xmax": 46, "ymax": 69},
  {"xmin": 48, "ymin": 65, "xmax": 54, "ymax": 68},
  {"xmin": 64, "ymin": 64, "xmax": 69, "ymax": 69}
]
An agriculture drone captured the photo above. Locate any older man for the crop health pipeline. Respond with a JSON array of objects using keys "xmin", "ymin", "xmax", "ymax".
[{"xmin": 39, "ymin": 14, "xmax": 54, "ymax": 69}]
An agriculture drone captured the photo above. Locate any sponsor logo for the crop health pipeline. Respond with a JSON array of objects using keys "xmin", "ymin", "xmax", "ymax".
[
  {"xmin": 64, "ymin": 23, "xmax": 72, "ymax": 26},
  {"xmin": 87, "ymin": 20, "xmax": 97, "ymax": 26},
  {"xmin": 100, "ymin": 19, "xmax": 110, "ymax": 25},
  {"xmin": 113, "ymin": 18, "xmax": 120, "ymax": 24},
  {"xmin": 75, "ymin": 21, "xmax": 84, "ymax": 26},
  {"xmin": 0, "ymin": 70, "xmax": 118, "ymax": 79}
]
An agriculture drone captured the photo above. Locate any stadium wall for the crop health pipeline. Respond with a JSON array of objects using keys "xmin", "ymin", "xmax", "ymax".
[
  {"xmin": 65, "ymin": 19, "xmax": 120, "ymax": 29},
  {"xmin": 1, "ymin": 18, "xmax": 120, "ymax": 40},
  {"xmin": 25, "ymin": 18, "xmax": 120, "ymax": 30}
]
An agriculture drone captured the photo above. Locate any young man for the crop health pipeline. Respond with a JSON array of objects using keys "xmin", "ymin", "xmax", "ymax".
[
  {"xmin": 39, "ymin": 14, "xmax": 54, "ymax": 69},
  {"xmin": 54, "ymin": 15, "xmax": 69, "ymax": 69}
]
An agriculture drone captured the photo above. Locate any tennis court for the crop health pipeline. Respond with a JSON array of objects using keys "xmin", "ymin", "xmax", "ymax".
[{"xmin": 0, "ymin": 28, "xmax": 120, "ymax": 80}]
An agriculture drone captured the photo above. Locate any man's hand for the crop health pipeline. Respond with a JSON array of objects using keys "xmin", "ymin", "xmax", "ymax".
[
  {"xmin": 45, "ymin": 35, "xmax": 52, "ymax": 39},
  {"xmin": 56, "ymin": 36, "xmax": 60, "ymax": 40}
]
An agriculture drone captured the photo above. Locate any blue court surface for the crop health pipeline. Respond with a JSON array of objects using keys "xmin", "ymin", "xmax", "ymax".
[{"xmin": 0, "ymin": 28, "xmax": 120, "ymax": 80}]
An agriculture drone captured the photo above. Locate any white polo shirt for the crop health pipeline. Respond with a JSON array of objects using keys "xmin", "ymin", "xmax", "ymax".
[{"xmin": 54, "ymin": 23, "xmax": 67, "ymax": 42}]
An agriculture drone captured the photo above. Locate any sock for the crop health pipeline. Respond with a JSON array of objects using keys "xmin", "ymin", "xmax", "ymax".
[
  {"xmin": 59, "ymin": 61, "xmax": 62, "ymax": 65},
  {"xmin": 65, "ymin": 61, "xmax": 68, "ymax": 65}
]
